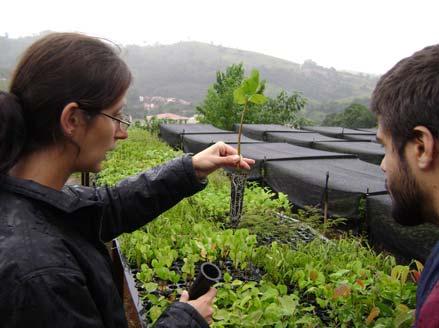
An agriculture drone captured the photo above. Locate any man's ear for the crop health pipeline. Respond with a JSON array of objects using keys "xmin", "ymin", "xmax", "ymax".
[
  {"xmin": 411, "ymin": 126, "xmax": 436, "ymax": 170},
  {"xmin": 60, "ymin": 102, "xmax": 82, "ymax": 137}
]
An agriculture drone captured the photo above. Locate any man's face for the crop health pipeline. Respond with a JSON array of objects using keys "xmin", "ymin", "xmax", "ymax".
[{"xmin": 377, "ymin": 124, "xmax": 426, "ymax": 225}]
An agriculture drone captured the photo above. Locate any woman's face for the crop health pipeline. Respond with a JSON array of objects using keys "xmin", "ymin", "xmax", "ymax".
[{"xmin": 74, "ymin": 95, "xmax": 128, "ymax": 173}]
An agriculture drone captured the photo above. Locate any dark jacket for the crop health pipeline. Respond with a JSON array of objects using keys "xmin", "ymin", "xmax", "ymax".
[{"xmin": 0, "ymin": 155, "xmax": 208, "ymax": 328}]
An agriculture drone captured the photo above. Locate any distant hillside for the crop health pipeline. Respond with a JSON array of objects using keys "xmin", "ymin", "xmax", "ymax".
[{"xmin": 0, "ymin": 33, "xmax": 379, "ymax": 120}]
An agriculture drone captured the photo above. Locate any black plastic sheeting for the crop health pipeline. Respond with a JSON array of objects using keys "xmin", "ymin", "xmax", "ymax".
[
  {"xmin": 367, "ymin": 194, "xmax": 439, "ymax": 262},
  {"xmin": 313, "ymin": 141, "xmax": 384, "ymax": 165},
  {"xmin": 265, "ymin": 158, "xmax": 386, "ymax": 219},
  {"xmin": 265, "ymin": 132, "xmax": 383, "ymax": 164},
  {"xmin": 356, "ymin": 128, "xmax": 378, "ymax": 134},
  {"xmin": 344, "ymin": 134, "xmax": 377, "ymax": 142},
  {"xmin": 266, "ymin": 132, "xmax": 347, "ymax": 147},
  {"xmin": 182, "ymin": 133, "xmax": 261, "ymax": 154},
  {"xmin": 159, "ymin": 124, "xmax": 233, "ymax": 148},
  {"xmin": 303, "ymin": 126, "xmax": 377, "ymax": 142},
  {"xmin": 233, "ymin": 124, "xmax": 309, "ymax": 141},
  {"xmin": 225, "ymin": 142, "xmax": 355, "ymax": 179}
]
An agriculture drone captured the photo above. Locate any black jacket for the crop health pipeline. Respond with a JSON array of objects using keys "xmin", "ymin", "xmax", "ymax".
[{"xmin": 0, "ymin": 156, "xmax": 209, "ymax": 328}]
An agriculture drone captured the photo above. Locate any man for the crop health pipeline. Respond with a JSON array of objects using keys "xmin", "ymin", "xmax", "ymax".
[{"xmin": 371, "ymin": 44, "xmax": 439, "ymax": 327}]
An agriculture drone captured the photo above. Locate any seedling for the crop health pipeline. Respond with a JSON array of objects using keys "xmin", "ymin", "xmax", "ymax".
[
  {"xmin": 229, "ymin": 69, "xmax": 267, "ymax": 228},
  {"xmin": 233, "ymin": 69, "xmax": 267, "ymax": 155}
]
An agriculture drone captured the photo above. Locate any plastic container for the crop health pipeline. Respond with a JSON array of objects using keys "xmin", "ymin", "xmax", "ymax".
[{"xmin": 188, "ymin": 262, "xmax": 222, "ymax": 300}]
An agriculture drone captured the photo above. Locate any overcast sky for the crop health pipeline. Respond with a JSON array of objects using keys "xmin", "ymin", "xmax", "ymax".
[{"xmin": 2, "ymin": 0, "xmax": 438, "ymax": 75}]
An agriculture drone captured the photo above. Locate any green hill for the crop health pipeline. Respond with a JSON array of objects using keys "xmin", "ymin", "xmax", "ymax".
[{"xmin": 0, "ymin": 33, "xmax": 379, "ymax": 120}]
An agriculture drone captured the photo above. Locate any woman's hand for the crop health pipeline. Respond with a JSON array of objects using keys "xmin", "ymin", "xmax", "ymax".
[
  {"xmin": 191, "ymin": 142, "xmax": 255, "ymax": 180},
  {"xmin": 179, "ymin": 288, "xmax": 217, "ymax": 325}
]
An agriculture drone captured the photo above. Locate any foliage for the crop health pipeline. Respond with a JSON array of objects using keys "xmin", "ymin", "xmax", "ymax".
[
  {"xmin": 196, "ymin": 63, "xmax": 245, "ymax": 130},
  {"xmin": 142, "ymin": 117, "xmax": 177, "ymax": 135},
  {"xmin": 291, "ymin": 205, "xmax": 347, "ymax": 235},
  {"xmin": 97, "ymin": 128, "xmax": 181, "ymax": 186},
  {"xmin": 98, "ymin": 128, "xmax": 417, "ymax": 327},
  {"xmin": 197, "ymin": 64, "xmax": 309, "ymax": 130},
  {"xmin": 254, "ymin": 239, "xmax": 417, "ymax": 327},
  {"xmin": 322, "ymin": 103, "xmax": 377, "ymax": 128},
  {"xmin": 248, "ymin": 90, "xmax": 308, "ymax": 127},
  {"xmin": 233, "ymin": 69, "xmax": 267, "ymax": 107}
]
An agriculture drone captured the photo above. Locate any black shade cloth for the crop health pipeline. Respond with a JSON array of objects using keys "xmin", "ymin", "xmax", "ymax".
[
  {"xmin": 313, "ymin": 141, "xmax": 384, "ymax": 165},
  {"xmin": 343, "ymin": 134, "xmax": 377, "ymax": 142},
  {"xmin": 367, "ymin": 194, "xmax": 439, "ymax": 262},
  {"xmin": 159, "ymin": 124, "xmax": 233, "ymax": 148},
  {"xmin": 302, "ymin": 126, "xmax": 375, "ymax": 136},
  {"xmin": 233, "ymin": 124, "xmax": 309, "ymax": 141},
  {"xmin": 266, "ymin": 132, "xmax": 382, "ymax": 164},
  {"xmin": 266, "ymin": 132, "xmax": 345, "ymax": 147},
  {"xmin": 356, "ymin": 128, "xmax": 378, "ymax": 134},
  {"xmin": 225, "ymin": 142, "xmax": 355, "ymax": 179},
  {"xmin": 265, "ymin": 158, "xmax": 386, "ymax": 219},
  {"xmin": 302, "ymin": 126, "xmax": 377, "ymax": 141},
  {"xmin": 182, "ymin": 133, "xmax": 261, "ymax": 154}
]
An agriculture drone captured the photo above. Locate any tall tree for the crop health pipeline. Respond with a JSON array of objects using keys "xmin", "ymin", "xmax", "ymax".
[
  {"xmin": 196, "ymin": 64, "xmax": 244, "ymax": 130},
  {"xmin": 322, "ymin": 103, "xmax": 376, "ymax": 128},
  {"xmin": 249, "ymin": 90, "xmax": 307, "ymax": 126},
  {"xmin": 197, "ymin": 64, "xmax": 309, "ymax": 129}
]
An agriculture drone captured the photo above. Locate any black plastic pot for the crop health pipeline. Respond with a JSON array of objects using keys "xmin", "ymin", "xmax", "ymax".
[
  {"xmin": 188, "ymin": 262, "xmax": 222, "ymax": 300},
  {"xmin": 230, "ymin": 171, "xmax": 249, "ymax": 227}
]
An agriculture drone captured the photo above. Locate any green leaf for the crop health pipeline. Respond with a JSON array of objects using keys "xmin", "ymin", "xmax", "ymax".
[
  {"xmin": 393, "ymin": 305, "xmax": 414, "ymax": 327},
  {"xmin": 213, "ymin": 309, "xmax": 231, "ymax": 321},
  {"xmin": 145, "ymin": 293, "xmax": 158, "ymax": 303},
  {"xmin": 246, "ymin": 309, "xmax": 263, "ymax": 324},
  {"xmin": 242, "ymin": 73, "xmax": 259, "ymax": 94},
  {"xmin": 151, "ymin": 259, "xmax": 159, "ymax": 268},
  {"xmin": 264, "ymin": 303, "xmax": 282, "ymax": 322},
  {"xmin": 143, "ymin": 282, "xmax": 159, "ymax": 293},
  {"xmin": 224, "ymin": 272, "xmax": 232, "ymax": 283},
  {"xmin": 231, "ymin": 279, "xmax": 243, "ymax": 286},
  {"xmin": 249, "ymin": 69, "xmax": 260, "ymax": 85},
  {"xmin": 233, "ymin": 87, "xmax": 247, "ymax": 105},
  {"xmin": 261, "ymin": 287, "xmax": 279, "ymax": 301},
  {"xmin": 316, "ymin": 297, "xmax": 328, "ymax": 308},
  {"xmin": 241, "ymin": 282, "xmax": 257, "ymax": 291},
  {"xmin": 169, "ymin": 271, "xmax": 181, "ymax": 284},
  {"xmin": 149, "ymin": 305, "xmax": 164, "ymax": 323},
  {"xmin": 239, "ymin": 294, "xmax": 253, "ymax": 308},
  {"xmin": 256, "ymin": 79, "xmax": 266, "ymax": 94},
  {"xmin": 278, "ymin": 295, "xmax": 297, "ymax": 316},
  {"xmin": 277, "ymin": 284, "xmax": 288, "ymax": 296},
  {"xmin": 248, "ymin": 94, "xmax": 267, "ymax": 105},
  {"xmin": 329, "ymin": 269, "xmax": 350, "ymax": 280}
]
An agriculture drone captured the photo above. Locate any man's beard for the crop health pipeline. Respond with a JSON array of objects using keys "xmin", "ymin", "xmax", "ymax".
[{"xmin": 387, "ymin": 162, "xmax": 428, "ymax": 226}]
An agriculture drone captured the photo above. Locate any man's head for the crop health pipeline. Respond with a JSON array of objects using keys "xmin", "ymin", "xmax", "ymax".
[{"xmin": 371, "ymin": 45, "xmax": 439, "ymax": 226}]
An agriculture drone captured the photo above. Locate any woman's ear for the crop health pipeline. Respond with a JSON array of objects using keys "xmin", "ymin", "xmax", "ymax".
[
  {"xmin": 411, "ymin": 126, "xmax": 436, "ymax": 170},
  {"xmin": 60, "ymin": 102, "xmax": 82, "ymax": 137}
]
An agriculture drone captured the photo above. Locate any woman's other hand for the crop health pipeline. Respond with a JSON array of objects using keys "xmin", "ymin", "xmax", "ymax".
[
  {"xmin": 179, "ymin": 288, "xmax": 217, "ymax": 325},
  {"xmin": 191, "ymin": 142, "xmax": 255, "ymax": 180}
]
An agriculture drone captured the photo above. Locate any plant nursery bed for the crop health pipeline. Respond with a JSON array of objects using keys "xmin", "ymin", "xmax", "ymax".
[
  {"xmin": 98, "ymin": 129, "xmax": 419, "ymax": 327},
  {"xmin": 132, "ymin": 257, "xmax": 266, "ymax": 326}
]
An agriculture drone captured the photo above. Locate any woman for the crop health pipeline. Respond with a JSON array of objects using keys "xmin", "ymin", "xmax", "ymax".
[{"xmin": 0, "ymin": 33, "xmax": 254, "ymax": 327}]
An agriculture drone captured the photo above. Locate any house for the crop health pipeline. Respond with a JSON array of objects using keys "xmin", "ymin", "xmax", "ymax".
[{"xmin": 146, "ymin": 113, "xmax": 190, "ymax": 123}]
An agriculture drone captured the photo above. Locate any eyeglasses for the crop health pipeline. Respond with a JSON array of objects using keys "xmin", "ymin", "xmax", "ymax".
[{"xmin": 99, "ymin": 112, "xmax": 132, "ymax": 131}]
